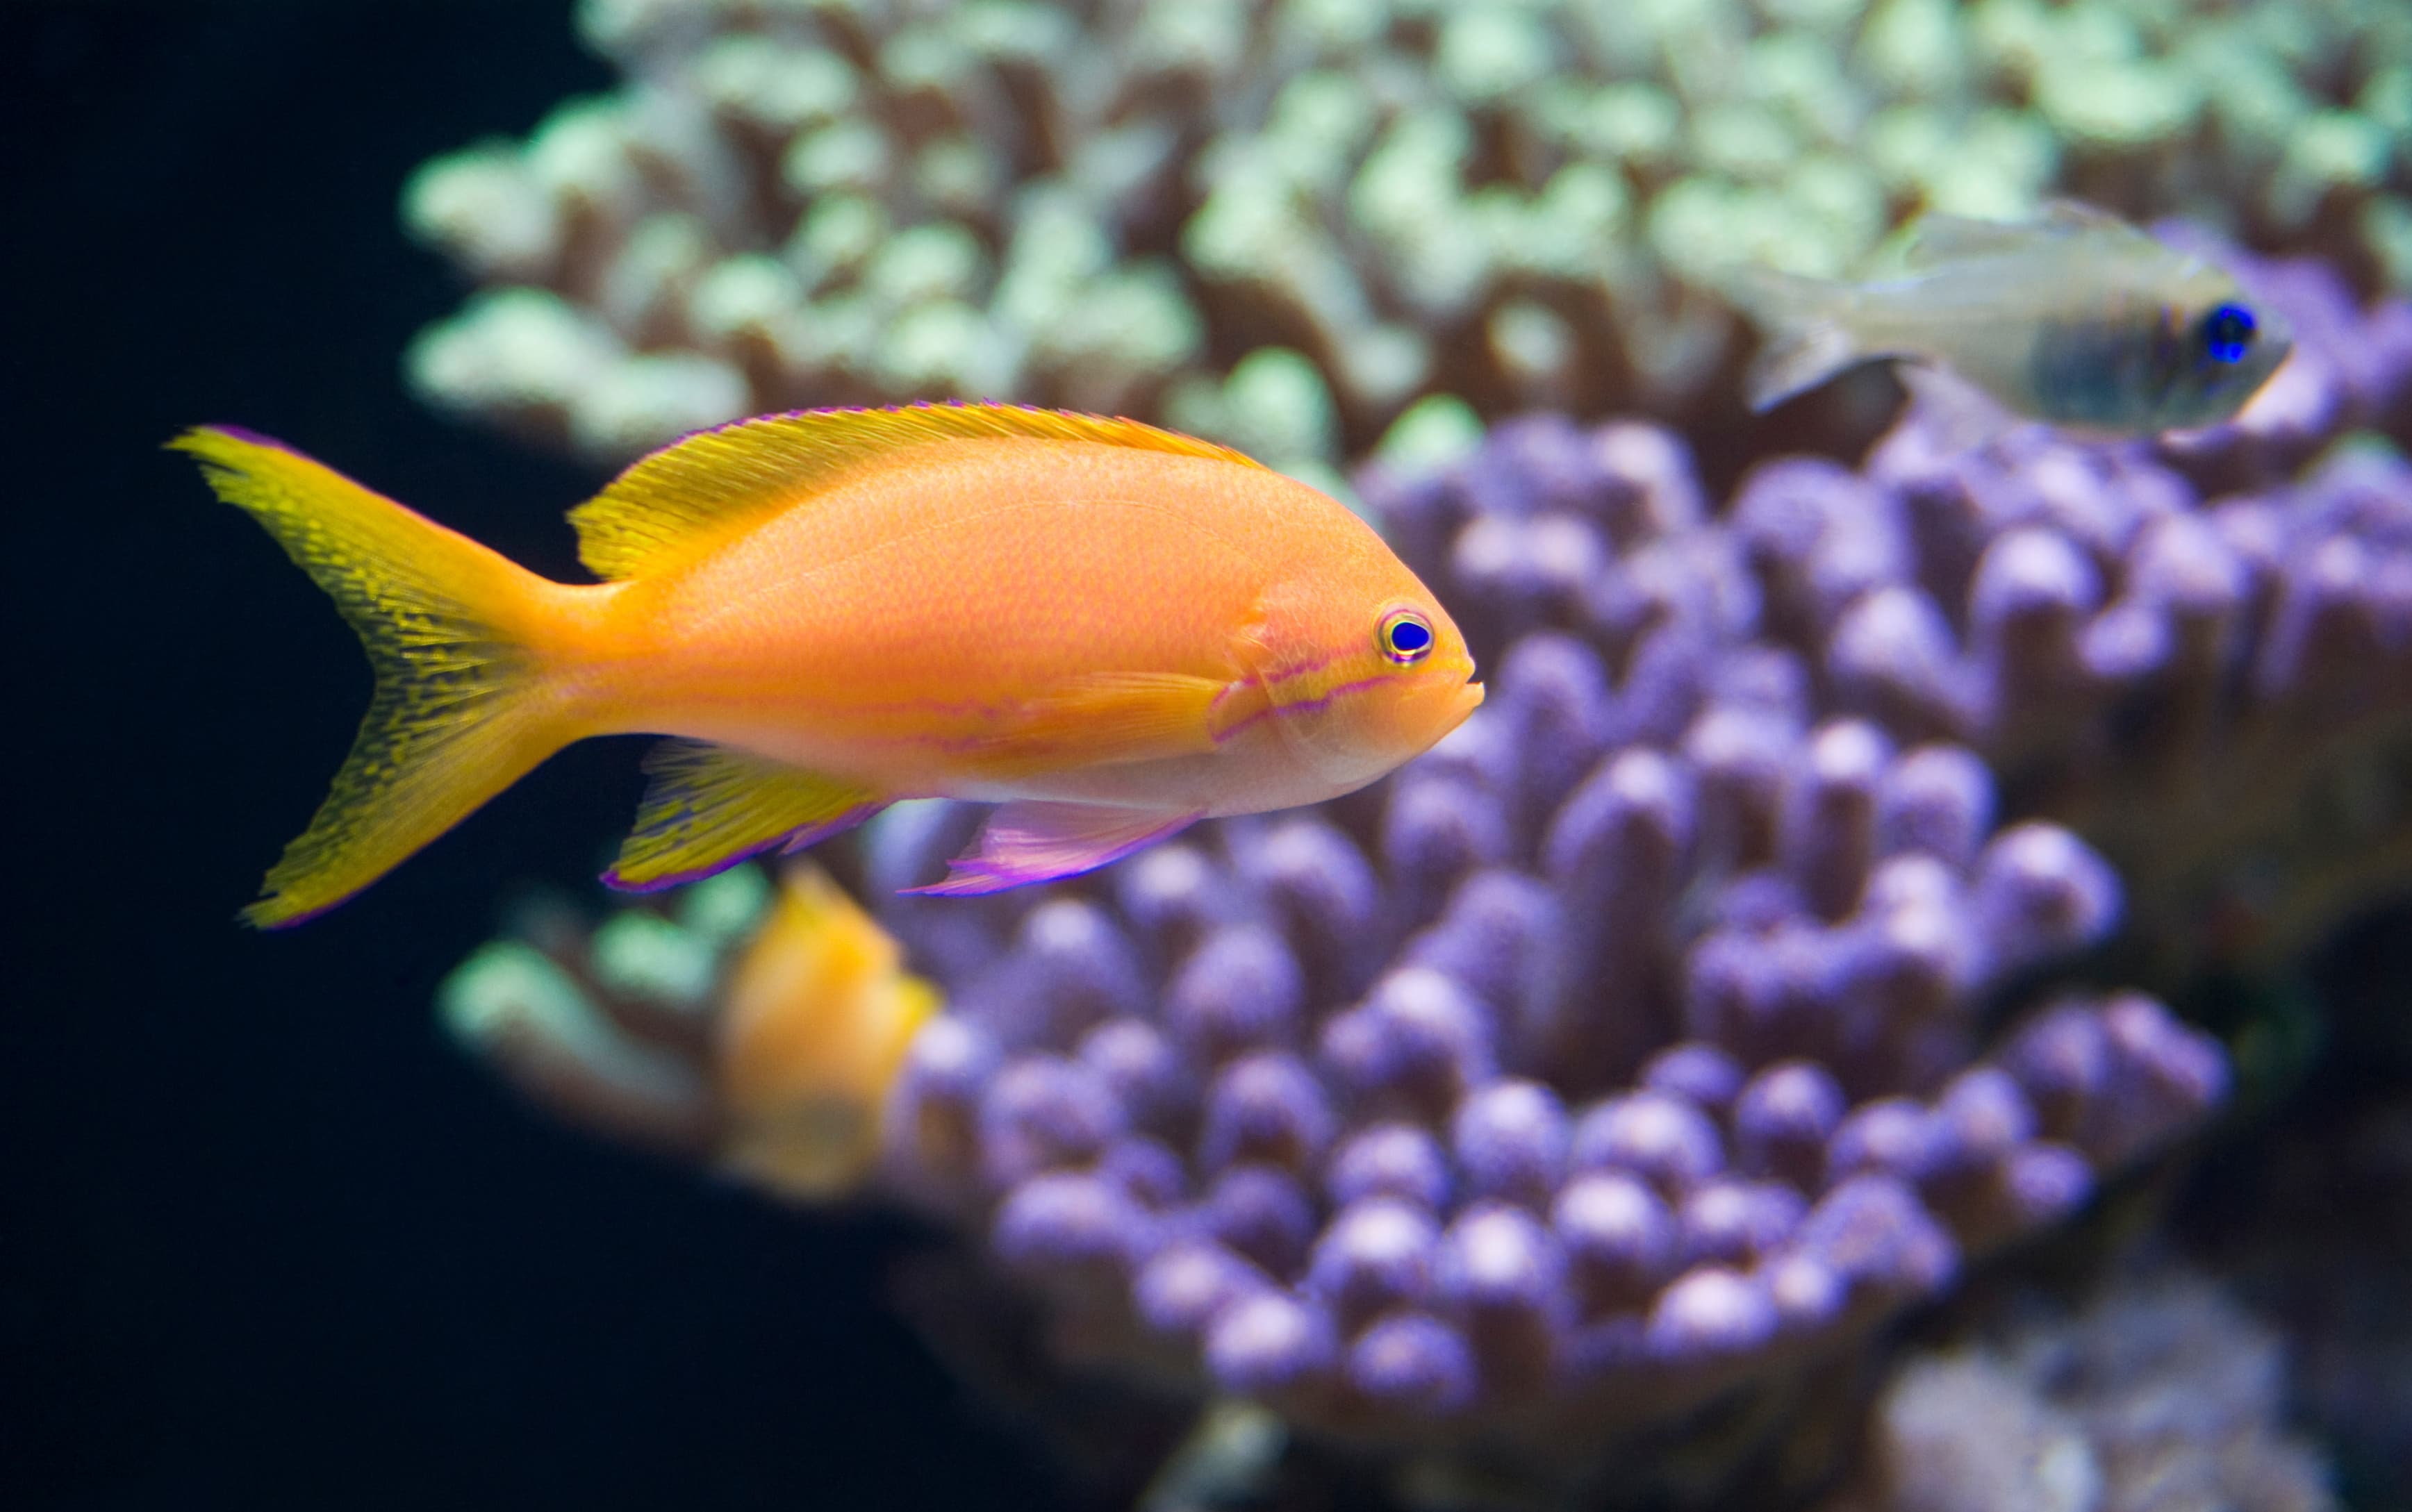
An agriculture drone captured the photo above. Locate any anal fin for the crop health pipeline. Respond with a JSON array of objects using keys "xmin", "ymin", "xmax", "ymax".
[
  {"xmin": 1898, "ymin": 363, "xmax": 2038, "ymax": 456},
  {"xmin": 900, "ymin": 800, "xmax": 1200, "ymax": 897},
  {"xmin": 606, "ymin": 740, "xmax": 886, "ymax": 892}
]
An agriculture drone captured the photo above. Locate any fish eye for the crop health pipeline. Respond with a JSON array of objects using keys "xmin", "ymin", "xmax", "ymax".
[
  {"xmin": 2200, "ymin": 304, "xmax": 2256, "ymax": 364},
  {"xmin": 1378, "ymin": 609, "xmax": 1434, "ymax": 665}
]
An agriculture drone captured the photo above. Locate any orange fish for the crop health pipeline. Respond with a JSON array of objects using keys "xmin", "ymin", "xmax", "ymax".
[{"xmin": 178, "ymin": 405, "xmax": 1482, "ymax": 926}]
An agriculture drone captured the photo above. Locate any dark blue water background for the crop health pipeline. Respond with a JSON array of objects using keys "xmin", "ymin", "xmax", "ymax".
[{"xmin": 5, "ymin": 6, "xmax": 1066, "ymax": 1506}]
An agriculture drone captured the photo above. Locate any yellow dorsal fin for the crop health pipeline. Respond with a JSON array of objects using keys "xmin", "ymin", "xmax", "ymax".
[{"xmin": 568, "ymin": 403, "xmax": 1266, "ymax": 581}]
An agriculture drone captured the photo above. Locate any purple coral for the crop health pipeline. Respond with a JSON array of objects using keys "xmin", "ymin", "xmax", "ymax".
[
  {"xmin": 841, "ymin": 351, "xmax": 2352, "ymax": 1443},
  {"xmin": 447, "ymin": 236, "xmax": 2412, "ymax": 1469}
]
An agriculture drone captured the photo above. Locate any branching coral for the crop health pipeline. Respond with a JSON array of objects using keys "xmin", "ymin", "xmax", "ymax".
[
  {"xmin": 845, "ymin": 813, "xmax": 2213, "ymax": 1462},
  {"xmin": 449, "ymin": 836, "xmax": 2222, "ymax": 1489},
  {"xmin": 430, "ymin": 224, "xmax": 2412, "ymax": 1496},
  {"xmin": 464, "ymin": 440, "xmax": 2412, "ymax": 1503},
  {"xmin": 1819, "ymin": 1261, "xmax": 2336, "ymax": 1512},
  {"xmin": 403, "ymin": 0, "xmax": 2412, "ymax": 474},
  {"xmin": 815, "ymin": 406, "xmax": 2254, "ymax": 1468},
  {"xmin": 416, "ymin": 213, "xmax": 2412, "ymax": 1504}
]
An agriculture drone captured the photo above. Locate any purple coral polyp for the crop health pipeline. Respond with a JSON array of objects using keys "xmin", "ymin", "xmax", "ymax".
[
  {"xmin": 1307, "ymin": 1197, "xmax": 1440, "ymax": 1328},
  {"xmin": 1346, "ymin": 1312, "xmax": 1479, "ymax": 1417}
]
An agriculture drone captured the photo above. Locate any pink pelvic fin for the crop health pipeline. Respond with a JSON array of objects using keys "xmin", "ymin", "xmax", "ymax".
[{"xmin": 901, "ymin": 801, "xmax": 1201, "ymax": 897}]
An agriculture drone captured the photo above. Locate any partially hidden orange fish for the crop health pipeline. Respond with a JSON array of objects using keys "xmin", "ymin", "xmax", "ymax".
[{"xmin": 178, "ymin": 404, "xmax": 1482, "ymax": 927}]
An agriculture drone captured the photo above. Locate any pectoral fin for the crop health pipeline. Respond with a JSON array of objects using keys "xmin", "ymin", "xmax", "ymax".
[
  {"xmin": 606, "ymin": 740, "xmax": 887, "ymax": 892},
  {"xmin": 964, "ymin": 671, "xmax": 1231, "ymax": 779},
  {"xmin": 900, "ymin": 800, "xmax": 1201, "ymax": 896}
]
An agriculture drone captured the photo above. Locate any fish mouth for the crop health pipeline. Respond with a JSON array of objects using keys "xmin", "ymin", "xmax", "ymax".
[{"xmin": 1418, "ymin": 680, "xmax": 1476, "ymax": 738}]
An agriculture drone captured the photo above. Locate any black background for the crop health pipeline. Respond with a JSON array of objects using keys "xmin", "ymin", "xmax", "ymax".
[{"xmin": 6, "ymin": 6, "xmax": 1061, "ymax": 1506}]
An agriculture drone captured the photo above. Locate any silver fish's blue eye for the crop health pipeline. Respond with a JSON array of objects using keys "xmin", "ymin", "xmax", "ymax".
[
  {"xmin": 2201, "ymin": 304, "xmax": 2256, "ymax": 364},
  {"xmin": 1380, "ymin": 609, "xmax": 1434, "ymax": 665}
]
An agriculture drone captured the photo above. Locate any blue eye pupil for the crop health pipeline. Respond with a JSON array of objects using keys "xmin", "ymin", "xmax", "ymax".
[
  {"xmin": 2203, "ymin": 304, "xmax": 2256, "ymax": 364},
  {"xmin": 1384, "ymin": 615, "xmax": 1432, "ymax": 661}
]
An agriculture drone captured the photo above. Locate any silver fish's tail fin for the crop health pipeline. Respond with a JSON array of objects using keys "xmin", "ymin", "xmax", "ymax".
[{"xmin": 1730, "ymin": 266, "xmax": 1865, "ymax": 413}]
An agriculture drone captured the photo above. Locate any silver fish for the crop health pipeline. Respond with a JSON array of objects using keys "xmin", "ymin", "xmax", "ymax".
[{"xmin": 1737, "ymin": 201, "xmax": 2293, "ymax": 434}]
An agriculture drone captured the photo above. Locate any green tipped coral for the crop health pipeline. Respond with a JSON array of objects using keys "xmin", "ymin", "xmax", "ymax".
[
  {"xmin": 406, "ymin": 0, "xmax": 2411, "ymax": 470},
  {"xmin": 439, "ymin": 939, "xmax": 719, "ymax": 1149},
  {"xmin": 436, "ymin": 863, "xmax": 772, "ymax": 1153}
]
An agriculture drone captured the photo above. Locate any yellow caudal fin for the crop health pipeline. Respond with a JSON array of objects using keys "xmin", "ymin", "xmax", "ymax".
[{"xmin": 174, "ymin": 426, "xmax": 581, "ymax": 927}]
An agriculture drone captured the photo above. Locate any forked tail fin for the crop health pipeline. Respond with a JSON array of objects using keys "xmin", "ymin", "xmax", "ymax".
[
  {"xmin": 174, "ymin": 426, "xmax": 582, "ymax": 926},
  {"xmin": 1730, "ymin": 266, "xmax": 1867, "ymax": 413}
]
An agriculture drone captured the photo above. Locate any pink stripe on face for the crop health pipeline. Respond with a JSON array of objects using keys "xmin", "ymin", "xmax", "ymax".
[{"xmin": 1212, "ymin": 672, "xmax": 1390, "ymax": 745}]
